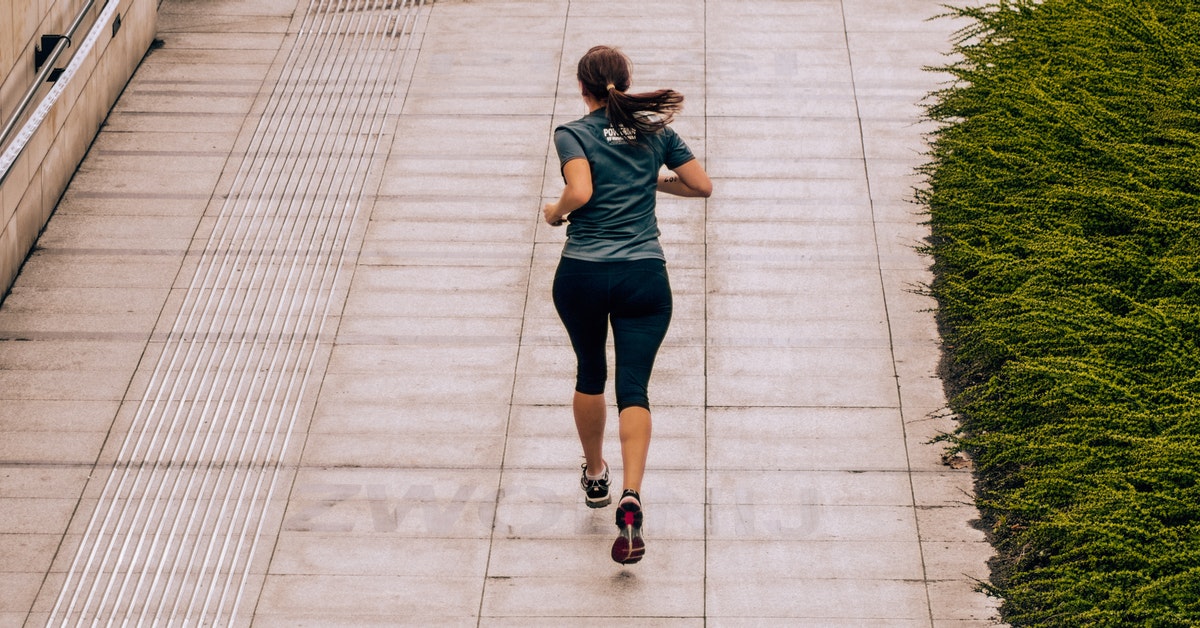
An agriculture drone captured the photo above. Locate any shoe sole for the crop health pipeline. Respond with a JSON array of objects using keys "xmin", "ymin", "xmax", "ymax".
[
  {"xmin": 611, "ymin": 501, "xmax": 644, "ymax": 564},
  {"xmin": 585, "ymin": 494, "xmax": 611, "ymax": 508}
]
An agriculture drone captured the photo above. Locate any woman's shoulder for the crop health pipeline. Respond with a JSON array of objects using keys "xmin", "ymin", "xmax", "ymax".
[{"xmin": 555, "ymin": 113, "xmax": 603, "ymax": 134}]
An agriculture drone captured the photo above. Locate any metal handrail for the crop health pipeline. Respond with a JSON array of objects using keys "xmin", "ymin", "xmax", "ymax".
[{"xmin": 0, "ymin": 0, "xmax": 100, "ymax": 183}]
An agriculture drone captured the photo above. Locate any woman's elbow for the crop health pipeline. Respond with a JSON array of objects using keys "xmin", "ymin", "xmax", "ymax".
[
  {"xmin": 566, "ymin": 183, "xmax": 593, "ymax": 206},
  {"xmin": 695, "ymin": 181, "xmax": 713, "ymax": 198}
]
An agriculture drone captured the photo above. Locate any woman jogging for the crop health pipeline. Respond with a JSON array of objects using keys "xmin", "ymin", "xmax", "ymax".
[{"xmin": 543, "ymin": 45, "xmax": 712, "ymax": 565}]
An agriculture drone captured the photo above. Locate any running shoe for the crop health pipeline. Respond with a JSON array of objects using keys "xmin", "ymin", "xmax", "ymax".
[
  {"xmin": 580, "ymin": 462, "xmax": 611, "ymax": 508},
  {"xmin": 611, "ymin": 489, "xmax": 644, "ymax": 564}
]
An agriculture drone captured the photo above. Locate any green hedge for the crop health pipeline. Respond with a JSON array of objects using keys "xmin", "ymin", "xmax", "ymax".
[{"xmin": 921, "ymin": 0, "xmax": 1200, "ymax": 625}]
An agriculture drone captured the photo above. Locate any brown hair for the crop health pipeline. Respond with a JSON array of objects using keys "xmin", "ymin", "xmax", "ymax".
[{"xmin": 576, "ymin": 45, "xmax": 684, "ymax": 141}]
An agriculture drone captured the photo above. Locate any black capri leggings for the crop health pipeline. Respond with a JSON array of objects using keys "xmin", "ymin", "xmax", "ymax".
[{"xmin": 552, "ymin": 256, "xmax": 672, "ymax": 411}]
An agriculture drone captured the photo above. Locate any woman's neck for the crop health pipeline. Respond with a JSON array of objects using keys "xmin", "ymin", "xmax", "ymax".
[{"xmin": 583, "ymin": 94, "xmax": 605, "ymax": 112}]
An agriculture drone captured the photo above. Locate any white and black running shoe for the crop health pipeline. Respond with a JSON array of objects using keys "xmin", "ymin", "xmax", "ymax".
[{"xmin": 580, "ymin": 462, "xmax": 611, "ymax": 508}]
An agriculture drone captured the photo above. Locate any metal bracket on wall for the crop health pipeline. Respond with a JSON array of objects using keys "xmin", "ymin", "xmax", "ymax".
[{"xmin": 34, "ymin": 34, "xmax": 72, "ymax": 73}]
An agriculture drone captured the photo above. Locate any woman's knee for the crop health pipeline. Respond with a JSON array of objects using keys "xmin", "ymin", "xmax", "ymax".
[
  {"xmin": 614, "ymin": 370, "xmax": 651, "ymax": 411},
  {"xmin": 575, "ymin": 366, "xmax": 607, "ymax": 396},
  {"xmin": 616, "ymin": 398, "xmax": 650, "ymax": 413}
]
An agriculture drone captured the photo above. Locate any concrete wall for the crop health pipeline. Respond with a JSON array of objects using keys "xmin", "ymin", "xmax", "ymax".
[{"xmin": 0, "ymin": 0, "xmax": 157, "ymax": 296}]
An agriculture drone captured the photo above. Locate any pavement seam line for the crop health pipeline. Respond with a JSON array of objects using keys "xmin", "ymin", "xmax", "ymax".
[{"xmin": 837, "ymin": 0, "xmax": 937, "ymax": 624}]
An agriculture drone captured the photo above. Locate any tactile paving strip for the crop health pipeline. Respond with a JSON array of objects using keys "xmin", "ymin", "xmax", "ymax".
[{"xmin": 45, "ymin": 1, "xmax": 425, "ymax": 624}]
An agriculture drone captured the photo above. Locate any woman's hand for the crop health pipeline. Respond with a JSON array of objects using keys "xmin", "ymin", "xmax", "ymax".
[{"xmin": 544, "ymin": 202, "xmax": 565, "ymax": 226}]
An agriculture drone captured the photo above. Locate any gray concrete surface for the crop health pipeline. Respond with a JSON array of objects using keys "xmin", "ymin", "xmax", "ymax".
[{"xmin": 0, "ymin": 0, "xmax": 1004, "ymax": 625}]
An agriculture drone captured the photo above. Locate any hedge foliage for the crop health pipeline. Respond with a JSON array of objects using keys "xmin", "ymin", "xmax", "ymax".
[{"xmin": 921, "ymin": 0, "xmax": 1200, "ymax": 625}]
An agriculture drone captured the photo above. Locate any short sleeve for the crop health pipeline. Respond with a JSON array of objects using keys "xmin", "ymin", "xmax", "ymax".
[
  {"xmin": 553, "ymin": 126, "xmax": 587, "ymax": 168},
  {"xmin": 662, "ymin": 127, "xmax": 695, "ymax": 170}
]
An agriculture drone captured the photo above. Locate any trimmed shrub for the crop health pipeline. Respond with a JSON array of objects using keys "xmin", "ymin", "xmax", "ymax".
[{"xmin": 922, "ymin": 0, "xmax": 1200, "ymax": 625}]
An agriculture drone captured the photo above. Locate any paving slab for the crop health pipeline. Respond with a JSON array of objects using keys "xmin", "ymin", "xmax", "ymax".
[{"xmin": 0, "ymin": 0, "xmax": 1005, "ymax": 625}]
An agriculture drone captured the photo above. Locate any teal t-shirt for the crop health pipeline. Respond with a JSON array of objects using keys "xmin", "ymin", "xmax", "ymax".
[{"xmin": 553, "ymin": 108, "xmax": 695, "ymax": 261}]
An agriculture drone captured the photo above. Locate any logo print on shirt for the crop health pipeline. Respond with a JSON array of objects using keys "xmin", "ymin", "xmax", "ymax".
[{"xmin": 604, "ymin": 124, "xmax": 636, "ymax": 145}]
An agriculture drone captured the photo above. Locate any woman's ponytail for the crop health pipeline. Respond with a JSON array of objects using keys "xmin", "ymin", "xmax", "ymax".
[{"xmin": 577, "ymin": 46, "xmax": 684, "ymax": 142}]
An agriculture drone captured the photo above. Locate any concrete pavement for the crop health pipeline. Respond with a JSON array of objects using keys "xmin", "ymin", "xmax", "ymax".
[{"xmin": 0, "ymin": 0, "xmax": 1003, "ymax": 625}]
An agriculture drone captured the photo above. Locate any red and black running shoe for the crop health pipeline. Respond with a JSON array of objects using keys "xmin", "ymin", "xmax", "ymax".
[{"xmin": 611, "ymin": 489, "xmax": 644, "ymax": 564}]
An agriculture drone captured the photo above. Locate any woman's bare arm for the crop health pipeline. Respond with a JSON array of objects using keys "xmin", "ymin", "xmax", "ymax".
[
  {"xmin": 544, "ymin": 158, "xmax": 593, "ymax": 225},
  {"xmin": 657, "ymin": 159, "xmax": 712, "ymax": 198}
]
